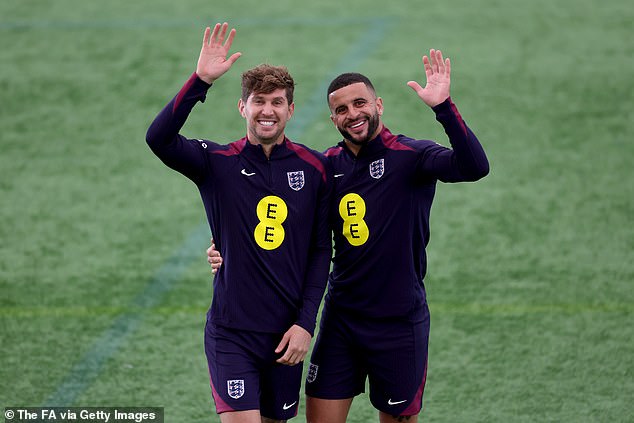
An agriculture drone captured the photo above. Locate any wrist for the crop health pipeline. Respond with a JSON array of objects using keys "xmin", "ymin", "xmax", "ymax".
[{"xmin": 195, "ymin": 72, "xmax": 215, "ymax": 85}]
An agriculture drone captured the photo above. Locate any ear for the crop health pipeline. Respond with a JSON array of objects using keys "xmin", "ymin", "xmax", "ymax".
[
  {"xmin": 376, "ymin": 97, "xmax": 384, "ymax": 117},
  {"xmin": 288, "ymin": 102, "xmax": 295, "ymax": 119},
  {"xmin": 238, "ymin": 98, "xmax": 246, "ymax": 118},
  {"xmin": 330, "ymin": 113, "xmax": 336, "ymax": 126}
]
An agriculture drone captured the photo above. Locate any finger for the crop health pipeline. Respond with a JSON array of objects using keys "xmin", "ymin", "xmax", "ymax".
[
  {"xmin": 407, "ymin": 81, "xmax": 424, "ymax": 95},
  {"xmin": 287, "ymin": 350, "xmax": 300, "ymax": 365},
  {"xmin": 445, "ymin": 57, "xmax": 451, "ymax": 78},
  {"xmin": 275, "ymin": 334, "xmax": 289, "ymax": 354},
  {"xmin": 224, "ymin": 28, "xmax": 237, "ymax": 49},
  {"xmin": 285, "ymin": 351, "xmax": 296, "ymax": 364},
  {"xmin": 276, "ymin": 355, "xmax": 291, "ymax": 365},
  {"xmin": 288, "ymin": 353, "xmax": 299, "ymax": 366},
  {"xmin": 430, "ymin": 49, "xmax": 439, "ymax": 74},
  {"xmin": 210, "ymin": 23, "xmax": 221, "ymax": 44},
  {"xmin": 276, "ymin": 347, "xmax": 294, "ymax": 364},
  {"xmin": 435, "ymin": 50, "xmax": 443, "ymax": 73},
  {"xmin": 437, "ymin": 50, "xmax": 446, "ymax": 74},
  {"xmin": 422, "ymin": 55, "xmax": 432, "ymax": 78},
  {"xmin": 202, "ymin": 27, "xmax": 211, "ymax": 47},
  {"xmin": 218, "ymin": 22, "xmax": 228, "ymax": 44},
  {"xmin": 226, "ymin": 52, "xmax": 242, "ymax": 66}
]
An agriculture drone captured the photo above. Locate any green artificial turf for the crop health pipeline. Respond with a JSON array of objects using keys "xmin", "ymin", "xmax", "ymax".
[{"xmin": 1, "ymin": 0, "xmax": 632, "ymax": 421}]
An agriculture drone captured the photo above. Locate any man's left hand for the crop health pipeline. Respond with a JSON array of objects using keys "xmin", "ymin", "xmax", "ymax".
[
  {"xmin": 275, "ymin": 324, "xmax": 311, "ymax": 366},
  {"xmin": 407, "ymin": 49, "xmax": 451, "ymax": 107}
]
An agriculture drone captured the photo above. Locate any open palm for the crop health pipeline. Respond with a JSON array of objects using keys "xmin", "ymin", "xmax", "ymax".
[
  {"xmin": 407, "ymin": 49, "xmax": 451, "ymax": 107},
  {"xmin": 196, "ymin": 22, "xmax": 242, "ymax": 84}
]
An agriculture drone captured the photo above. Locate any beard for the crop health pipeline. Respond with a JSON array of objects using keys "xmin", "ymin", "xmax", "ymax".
[
  {"xmin": 338, "ymin": 110, "xmax": 381, "ymax": 146},
  {"xmin": 248, "ymin": 123, "xmax": 286, "ymax": 146}
]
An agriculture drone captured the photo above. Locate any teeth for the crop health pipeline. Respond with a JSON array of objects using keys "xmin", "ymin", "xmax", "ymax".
[
  {"xmin": 259, "ymin": 121, "xmax": 275, "ymax": 126},
  {"xmin": 350, "ymin": 121, "xmax": 365, "ymax": 129}
]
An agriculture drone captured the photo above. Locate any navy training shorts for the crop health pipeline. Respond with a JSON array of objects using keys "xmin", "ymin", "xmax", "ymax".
[
  {"xmin": 305, "ymin": 304, "xmax": 429, "ymax": 416},
  {"xmin": 204, "ymin": 318, "xmax": 303, "ymax": 420}
]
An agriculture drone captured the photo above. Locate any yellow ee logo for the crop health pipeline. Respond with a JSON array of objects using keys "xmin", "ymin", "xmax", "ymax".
[
  {"xmin": 254, "ymin": 196, "xmax": 288, "ymax": 250},
  {"xmin": 339, "ymin": 193, "xmax": 369, "ymax": 246}
]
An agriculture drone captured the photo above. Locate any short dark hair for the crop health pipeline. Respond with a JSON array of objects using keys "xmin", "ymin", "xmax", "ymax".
[
  {"xmin": 241, "ymin": 64, "xmax": 295, "ymax": 104},
  {"xmin": 327, "ymin": 72, "xmax": 376, "ymax": 101}
]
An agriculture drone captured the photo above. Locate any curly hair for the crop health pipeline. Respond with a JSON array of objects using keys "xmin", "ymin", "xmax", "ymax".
[{"xmin": 241, "ymin": 64, "xmax": 295, "ymax": 104}]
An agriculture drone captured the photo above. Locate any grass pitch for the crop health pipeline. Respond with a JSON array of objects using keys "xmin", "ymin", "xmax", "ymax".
[{"xmin": 1, "ymin": 0, "xmax": 633, "ymax": 421}]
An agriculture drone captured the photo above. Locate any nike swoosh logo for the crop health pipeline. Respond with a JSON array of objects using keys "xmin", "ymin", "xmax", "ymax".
[
  {"xmin": 282, "ymin": 401, "xmax": 297, "ymax": 410},
  {"xmin": 334, "ymin": 173, "xmax": 344, "ymax": 178},
  {"xmin": 388, "ymin": 399, "xmax": 407, "ymax": 405},
  {"xmin": 241, "ymin": 169, "xmax": 256, "ymax": 176}
]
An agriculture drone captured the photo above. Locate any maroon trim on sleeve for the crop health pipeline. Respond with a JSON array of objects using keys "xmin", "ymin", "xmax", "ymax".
[
  {"xmin": 448, "ymin": 97, "xmax": 468, "ymax": 137},
  {"xmin": 173, "ymin": 72, "xmax": 199, "ymax": 113},
  {"xmin": 380, "ymin": 127, "xmax": 415, "ymax": 151},
  {"xmin": 211, "ymin": 138, "xmax": 248, "ymax": 156},
  {"xmin": 324, "ymin": 146, "xmax": 344, "ymax": 157},
  {"xmin": 286, "ymin": 140, "xmax": 327, "ymax": 182}
]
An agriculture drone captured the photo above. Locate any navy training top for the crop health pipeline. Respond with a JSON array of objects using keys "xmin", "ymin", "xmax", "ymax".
[
  {"xmin": 146, "ymin": 73, "xmax": 333, "ymax": 335},
  {"xmin": 324, "ymin": 98, "xmax": 489, "ymax": 322}
]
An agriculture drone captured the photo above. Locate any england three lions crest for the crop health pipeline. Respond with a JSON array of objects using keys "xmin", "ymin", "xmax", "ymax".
[
  {"xmin": 307, "ymin": 363, "xmax": 319, "ymax": 383},
  {"xmin": 287, "ymin": 171, "xmax": 305, "ymax": 191},
  {"xmin": 369, "ymin": 159, "xmax": 384, "ymax": 179},
  {"xmin": 227, "ymin": 379, "xmax": 245, "ymax": 399}
]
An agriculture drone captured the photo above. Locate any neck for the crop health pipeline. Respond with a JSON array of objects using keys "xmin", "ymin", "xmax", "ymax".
[
  {"xmin": 247, "ymin": 136, "xmax": 285, "ymax": 158},
  {"xmin": 345, "ymin": 141, "xmax": 362, "ymax": 156},
  {"xmin": 261, "ymin": 143, "xmax": 276, "ymax": 158}
]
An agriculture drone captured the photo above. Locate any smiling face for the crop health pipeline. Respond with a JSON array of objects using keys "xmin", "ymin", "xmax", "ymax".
[
  {"xmin": 239, "ymin": 88, "xmax": 294, "ymax": 146},
  {"xmin": 328, "ymin": 82, "xmax": 384, "ymax": 146}
]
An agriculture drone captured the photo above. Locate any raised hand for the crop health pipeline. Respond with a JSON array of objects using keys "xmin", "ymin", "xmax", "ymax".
[
  {"xmin": 196, "ymin": 22, "xmax": 242, "ymax": 84},
  {"xmin": 407, "ymin": 49, "xmax": 451, "ymax": 107}
]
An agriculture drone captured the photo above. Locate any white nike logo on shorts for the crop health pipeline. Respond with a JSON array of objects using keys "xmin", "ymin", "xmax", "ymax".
[
  {"xmin": 241, "ymin": 169, "xmax": 256, "ymax": 176},
  {"xmin": 388, "ymin": 399, "xmax": 407, "ymax": 405},
  {"xmin": 282, "ymin": 401, "xmax": 297, "ymax": 410}
]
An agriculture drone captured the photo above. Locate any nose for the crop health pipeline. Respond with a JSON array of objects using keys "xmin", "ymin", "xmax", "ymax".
[
  {"xmin": 261, "ymin": 102, "xmax": 274, "ymax": 116},
  {"xmin": 346, "ymin": 109, "xmax": 362, "ymax": 122}
]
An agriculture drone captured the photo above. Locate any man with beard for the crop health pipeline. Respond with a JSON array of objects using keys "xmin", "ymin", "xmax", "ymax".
[
  {"xmin": 147, "ymin": 23, "xmax": 332, "ymax": 422},
  {"xmin": 209, "ymin": 49, "xmax": 489, "ymax": 422}
]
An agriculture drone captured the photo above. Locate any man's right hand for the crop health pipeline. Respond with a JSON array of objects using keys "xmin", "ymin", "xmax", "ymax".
[
  {"xmin": 196, "ymin": 22, "xmax": 242, "ymax": 84},
  {"xmin": 207, "ymin": 238, "xmax": 223, "ymax": 274}
]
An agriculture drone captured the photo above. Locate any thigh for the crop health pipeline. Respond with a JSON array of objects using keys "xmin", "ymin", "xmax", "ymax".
[
  {"xmin": 366, "ymin": 311, "xmax": 430, "ymax": 417},
  {"xmin": 305, "ymin": 307, "xmax": 366, "ymax": 399},
  {"xmin": 306, "ymin": 396, "xmax": 354, "ymax": 423},
  {"xmin": 260, "ymin": 361, "xmax": 303, "ymax": 421},
  {"xmin": 204, "ymin": 321, "xmax": 263, "ymax": 414}
]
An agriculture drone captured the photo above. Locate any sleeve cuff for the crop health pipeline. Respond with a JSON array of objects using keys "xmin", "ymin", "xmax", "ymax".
[{"xmin": 431, "ymin": 96, "xmax": 452, "ymax": 114}]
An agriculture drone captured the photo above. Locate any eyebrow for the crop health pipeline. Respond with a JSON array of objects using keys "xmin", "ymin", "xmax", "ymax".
[
  {"xmin": 252, "ymin": 95, "xmax": 287, "ymax": 102},
  {"xmin": 335, "ymin": 97, "xmax": 368, "ymax": 108}
]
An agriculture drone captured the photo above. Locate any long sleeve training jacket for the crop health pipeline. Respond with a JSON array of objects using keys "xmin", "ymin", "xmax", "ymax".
[{"xmin": 147, "ymin": 73, "xmax": 333, "ymax": 335}]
